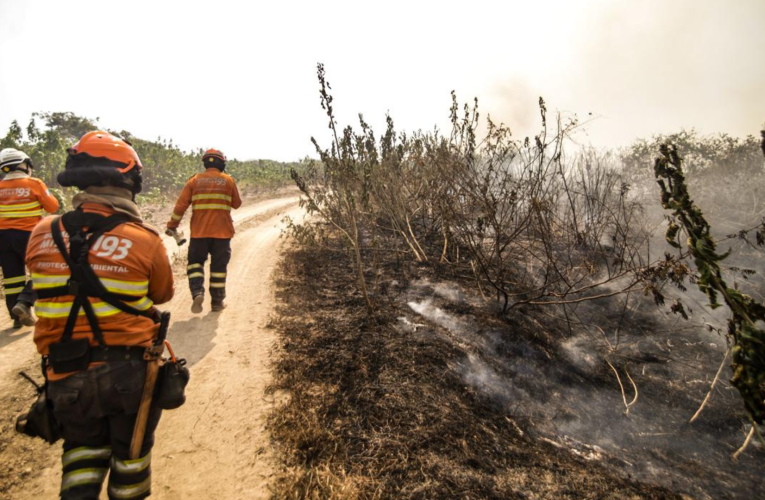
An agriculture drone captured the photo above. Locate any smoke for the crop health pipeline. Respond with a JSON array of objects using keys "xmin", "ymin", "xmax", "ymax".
[
  {"xmin": 432, "ymin": 282, "xmax": 467, "ymax": 303},
  {"xmin": 483, "ymin": 0, "xmax": 765, "ymax": 149},
  {"xmin": 408, "ymin": 299, "xmax": 468, "ymax": 335},
  {"xmin": 560, "ymin": 336, "xmax": 600, "ymax": 372},
  {"xmin": 407, "ymin": 298, "xmax": 504, "ymax": 357},
  {"xmin": 403, "ymin": 278, "xmax": 762, "ymax": 499},
  {"xmin": 484, "ymin": 77, "xmax": 540, "ymax": 141},
  {"xmin": 456, "ymin": 353, "xmax": 527, "ymax": 406}
]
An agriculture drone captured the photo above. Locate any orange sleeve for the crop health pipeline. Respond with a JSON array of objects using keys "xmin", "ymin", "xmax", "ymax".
[
  {"xmin": 167, "ymin": 177, "xmax": 194, "ymax": 229},
  {"xmin": 148, "ymin": 236, "xmax": 174, "ymax": 304},
  {"xmin": 231, "ymin": 178, "xmax": 242, "ymax": 209},
  {"xmin": 25, "ymin": 218, "xmax": 52, "ymax": 267},
  {"xmin": 35, "ymin": 179, "xmax": 60, "ymax": 213}
]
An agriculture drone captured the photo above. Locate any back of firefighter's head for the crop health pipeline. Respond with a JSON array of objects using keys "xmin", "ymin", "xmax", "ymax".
[
  {"xmin": 0, "ymin": 148, "xmax": 34, "ymax": 174},
  {"xmin": 203, "ymin": 148, "xmax": 226, "ymax": 172},
  {"xmin": 58, "ymin": 131, "xmax": 143, "ymax": 196}
]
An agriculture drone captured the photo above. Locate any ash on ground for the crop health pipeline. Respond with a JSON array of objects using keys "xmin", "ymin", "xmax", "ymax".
[{"xmin": 403, "ymin": 278, "xmax": 762, "ymax": 500}]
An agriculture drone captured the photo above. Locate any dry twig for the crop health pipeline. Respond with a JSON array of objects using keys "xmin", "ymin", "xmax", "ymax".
[
  {"xmin": 689, "ymin": 347, "xmax": 730, "ymax": 423},
  {"xmin": 731, "ymin": 425, "xmax": 755, "ymax": 461},
  {"xmin": 607, "ymin": 359, "xmax": 639, "ymax": 415}
]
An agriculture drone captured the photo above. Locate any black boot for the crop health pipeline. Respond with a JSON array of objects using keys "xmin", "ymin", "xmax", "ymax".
[{"xmin": 191, "ymin": 294, "xmax": 204, "ymax": 314}]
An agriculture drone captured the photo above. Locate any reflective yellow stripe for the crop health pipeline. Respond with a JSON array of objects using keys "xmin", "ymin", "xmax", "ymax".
[
  {"xmin": 61, "ymin": 468, "xmax": 108, "ymax": 491},
  {"xmin": 171, "ymin": 213, "xmax": 183, "ymax": 221},
  {"xmin": 32, "ymin": 274, "xmax": 149, "ymax": 296},
  {"xmin": 34, "ymin": 301, "xmax": 75, "ymax": 319},
  {"xmin": 110, "ymin": 452, "xmax": 151, "ymax": 474},
  {"xmin": 101, "ymin": 278, "xmax": 149, "ymax": 297},
  {"xmin": 209, "ymin": 283, "xmax": 226, "ymax": 288},
  {"xmin": 191, "ymin": 194, "xmax": 232, "ymax": 202},
  {"xmin": 0, "ymin": 201, "xmax": 41, "ymax": 211},
  {"xmin": 0, "ymin": 209, "xmax": 44, "ymax": 218},
  {"xmin": 35, "ymin": 297, "xmax": 154, "ymax": 319},
  {"xmin": 31, "ymin": 273, "xmax": 68, "ymax": 282},
  {"xmin": 35, "ymin": 308, "xmax": 75, "ymax": 319},
  {"xmin": 126, "ymin": 296, "xmax": 154, "ymax": 311},
  {"xmin": 107, "ymin": 476, "xmax": 151, "ymax": 499},
  {"xmin": 210, "ymin": 272, "xmax": 226, "ymax": 278},
  {"xmin": 192, "ymin": 203, "xmax": 231, "ymax": 211},
  {"xmin": 62, "ymin": 446, "xmax": 112, "ymax": 467},
  {"xmin": 5, "ymin": 286, "xmax": 23, "ymax": 294},
  {"xmin": 188, "ymin": 272, "xmax": 204, "ymax": 279},
  {"xmin": 31, "ymin": 273, "xmax": 69, "ymax": 290},
  {"xmin": 187, "ymin": 263, "xmax": 202, "ymax": 270},
  {"xmin": 3, "ymin": 275, "xmax": 26, "ymax": 285}
]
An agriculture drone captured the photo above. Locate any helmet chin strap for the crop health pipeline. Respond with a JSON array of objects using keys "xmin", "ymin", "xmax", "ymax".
[{"xmin": 3, "ymin": 162, "xmax": 32, "ymax": 174}]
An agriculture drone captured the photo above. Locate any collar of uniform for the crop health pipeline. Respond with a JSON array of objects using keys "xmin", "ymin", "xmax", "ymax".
[
  {"xmin": 72, "ymin": 186, "xmax": 143, "ymax": 223},
  {"xmin": 3, "ymin": 171, "xmax": 30, "ymax": 180}
]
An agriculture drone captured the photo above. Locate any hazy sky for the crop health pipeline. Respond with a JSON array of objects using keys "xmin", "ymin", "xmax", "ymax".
[{"xmin": 1, "ymin": 0, "xmax": 763, "ymax": 161}]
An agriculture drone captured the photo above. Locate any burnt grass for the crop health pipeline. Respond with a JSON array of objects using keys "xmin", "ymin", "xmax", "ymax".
[{"xmin": 266, "ymin": 234, "xmax": 688, "ymax": 500}]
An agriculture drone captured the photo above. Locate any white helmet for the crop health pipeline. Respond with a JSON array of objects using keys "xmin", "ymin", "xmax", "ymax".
[{"xmin": 0, "ymin": 148, "xmax": 33, "ymax": 173}]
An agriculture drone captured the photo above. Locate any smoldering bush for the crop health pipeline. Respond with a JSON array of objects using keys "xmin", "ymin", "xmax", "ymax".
[{"xmin": 292, "ymin": 64, "xmax": 652, "ymax": 313}]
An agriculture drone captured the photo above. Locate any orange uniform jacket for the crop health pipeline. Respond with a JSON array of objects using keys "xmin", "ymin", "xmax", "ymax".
[
  {"xmin": 0, "ymin": 173, "xmax": 60, "ymax": 231},
  {"xmin": 167, "ymin": 168, "xmax": 242, "ymax": 239},
  {"xmin": 27, "ymin": 203, "xmax": 175, "ymax": 380}
]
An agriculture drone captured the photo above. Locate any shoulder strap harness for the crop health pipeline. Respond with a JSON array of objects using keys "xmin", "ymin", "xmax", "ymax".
[{"xmin": 39, "ymin": 209, "xmax": 159, "ymax": 348}]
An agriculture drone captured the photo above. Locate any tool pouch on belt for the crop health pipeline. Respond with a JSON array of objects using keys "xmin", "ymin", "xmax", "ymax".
[
  {"xmin": 149, "ymin": 313, "xmax": 190, "ymax": 411},
  {"xmin": 48, "ymin": 338, "xmax": 91, "ymax": 374},
  {"xmin": 155, "ymin": 358, "xmax": 190, "ymax": 410},
  {"xmin": 15, "ymin": 372, "xmax": 61, "ymax": 444}
]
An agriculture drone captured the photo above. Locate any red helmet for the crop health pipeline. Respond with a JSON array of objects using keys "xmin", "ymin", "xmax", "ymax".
[
  {"xmin": 203, "ymin": 148, "xmax": 226, "ymax": 171},
  {"xmin": 59, "ymin": 131, "xmax": 143, "ymax": 194}
]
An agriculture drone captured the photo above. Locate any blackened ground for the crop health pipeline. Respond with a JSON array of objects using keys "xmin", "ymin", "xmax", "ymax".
[{"xmin": 267, "ymin": 235, "xmax": 696, "ymax": 500}]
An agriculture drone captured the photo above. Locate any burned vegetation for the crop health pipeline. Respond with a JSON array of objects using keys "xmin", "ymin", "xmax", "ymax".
[
  {"xmin": 268, "ymin": 241, "xmax": 688, "ymax": 499},
  {"xmin": 268, "ymin": 65, "xmax": 764, "ymax": 499}
]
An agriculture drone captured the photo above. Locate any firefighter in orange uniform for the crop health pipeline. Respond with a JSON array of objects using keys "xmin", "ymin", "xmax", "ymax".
[
  {"xmin": 27, "ymin": 131, "xmax": 174, "ymax": 499},
  {"xmin": 0, "ymin": 148, "xmax": 60, "ymax": 327},
  {"xmin": 166, "ymin": 149, "xmax": 241, "ymax": 313}
]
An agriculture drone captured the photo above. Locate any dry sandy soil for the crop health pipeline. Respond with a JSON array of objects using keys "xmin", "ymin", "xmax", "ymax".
[{"xmin": 0, "ymin": 195, "xmax": 303, "ymax": 499}]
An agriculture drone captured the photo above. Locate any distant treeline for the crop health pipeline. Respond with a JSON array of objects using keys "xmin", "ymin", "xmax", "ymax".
[
  {"xmin": 0, "ymin": 112, "xmax": 307, "ymax": 202},
  {"xmin": 623, "ymin": 128, "xmax": 763, "ymax": 178}
]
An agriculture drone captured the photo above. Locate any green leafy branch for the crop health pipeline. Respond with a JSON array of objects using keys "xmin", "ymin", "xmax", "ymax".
[{"xmin": 655, "ymin": 144, "xmax": 765, "ymax": 434}]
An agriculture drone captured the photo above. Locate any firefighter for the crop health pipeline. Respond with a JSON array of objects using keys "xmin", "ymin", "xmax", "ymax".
[
  {"xmin": 27, "ymin": 131, "xmax": 174, "ymax": 499},
  {"xmin": 166, "ymin": 148, "xmax": 241, "ymax": 313},
  {"xmin": 0, "ymin": 148, "xmax": 59, "ymax": 327}
]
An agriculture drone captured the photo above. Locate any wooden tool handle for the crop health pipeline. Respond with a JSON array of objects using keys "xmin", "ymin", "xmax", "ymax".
[{"xmin": 129, "ymin": 361, "xmax": 160, "ymax": 459}]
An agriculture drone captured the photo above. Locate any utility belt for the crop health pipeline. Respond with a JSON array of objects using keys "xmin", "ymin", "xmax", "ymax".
[
  {"xmin": 19, "ymin": 343, "xmax": 189, "ymax": 444},
  {"xmin": 91, "ymin": 345, "xmax": 147, "ymax": 362},
  {"xmin": 46, "ymin": 345, "xmax": 150, "ymax": 373}
]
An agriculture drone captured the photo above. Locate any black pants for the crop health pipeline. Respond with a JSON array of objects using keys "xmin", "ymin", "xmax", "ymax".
[
  {"xmin": 186, "ymin": 237, "xmax": 231, "ymax": 303},
  {"xmin": 0, "ymin": 229, "xmax": 35, "ymax": 318},
  {"xmin": 48, "ymin": 360, "xmax": 163, "ymax": 500}
]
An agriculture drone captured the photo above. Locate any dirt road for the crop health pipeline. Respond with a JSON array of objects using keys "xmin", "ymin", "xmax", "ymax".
[{"xmin": 0, "ymin": 195, "xmax": 303, "ymax": 499}]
